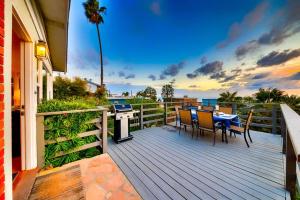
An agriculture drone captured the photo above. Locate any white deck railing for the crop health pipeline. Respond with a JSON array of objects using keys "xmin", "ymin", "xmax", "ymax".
[{"xmin": 281, "ymin": 104, "xmax": 300, "ymax": 200}]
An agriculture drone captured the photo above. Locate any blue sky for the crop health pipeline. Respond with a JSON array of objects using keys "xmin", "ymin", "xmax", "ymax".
[{"xmin": 65, "ymin": 0, "xmax": 300, "ymax": 99}]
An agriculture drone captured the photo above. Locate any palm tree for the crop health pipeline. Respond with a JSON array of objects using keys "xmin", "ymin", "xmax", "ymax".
[
  {"xmin": 218, "ymin": 91, "xmax": 238, "ymax": 102},
  {"xmin": 283, "ymin": 95, "xmax": 300, "ymax": 107},
  {"xmin": 255, "ymin": 88, "xmax": 284, "ymax": 103},
  {"xmin": 83, "ymin": 0, "xmax": 106, "ymax": 86},
  {"xmin": 122, "ymin": 91, "xmax": 129, "ymax": 97}
]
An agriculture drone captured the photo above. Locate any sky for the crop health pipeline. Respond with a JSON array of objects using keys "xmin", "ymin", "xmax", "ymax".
[{"xmin": 64, "ymin": 0, "xmax": 300, "ymax": 99}]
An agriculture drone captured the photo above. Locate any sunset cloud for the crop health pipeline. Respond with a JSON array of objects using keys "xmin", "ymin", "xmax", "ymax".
[
  {"xmin": 235, "ymin": 40, "xmax": 259, "ymax": 60},
  {"xmin": 252, "ymin": 72, "xmax": 270, "ymax": 79},
  {"xmin": 235, "ymin": 0, "xmax": 300, "ymax": 59},
  {"xmin": 67, "ymin": 0, "xmax": 300, "ymax": 98},
  {"xmin": 160, "ymin": 61, "xmax": 185, "ymax": 80},
  {"xmin": 118, "ymin": 71, "xmax": 125, "ymax": 77},
  {"xmin": 257, "ymin": 49, "xmax": 300, "ymax": 67},
  {"xmin": 200, "ymin": 56, "xmax": 207, "ymax": 64},
  {"xmin": 119, "ymin": 71, "xmax": 136, "ymax": 79},
  {"xmin": 187, "ymin": 61, "xmax": 223, "ymax": 79},
  {"xmin": 148, "ymin": 74, "xmax": 156, "ymax": 81},
  {"xmin": 286, "ymin": 72, "xmax": 300, "ymax": 80},
  {"xmin": 218, "ymin": 1, "xmax": 268, "ymax": 48},
  {"xmin": 125, "ymin": 74, "xmax": 136, "ymax": 79}
]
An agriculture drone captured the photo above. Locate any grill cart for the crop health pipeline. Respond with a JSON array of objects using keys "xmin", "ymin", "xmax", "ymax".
[{"xmin": 112, "ymin": 104, "xmax": 136, "ymax": 143}]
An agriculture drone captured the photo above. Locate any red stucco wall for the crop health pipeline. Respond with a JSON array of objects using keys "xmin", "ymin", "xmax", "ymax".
[{"xmin": 0, "ymin": 0, "xmax": 5, "ymax": 199}]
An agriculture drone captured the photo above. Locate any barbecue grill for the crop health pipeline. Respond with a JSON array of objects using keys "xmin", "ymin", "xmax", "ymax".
[{"xmin": 112, "ymin": 104, "xmax": 135, "ymax": 143}]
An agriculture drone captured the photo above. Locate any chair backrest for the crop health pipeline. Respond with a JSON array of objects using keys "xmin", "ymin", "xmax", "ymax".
[
  {"xmin": 202, "ymin": 106, "xmax": 214, "ymax": 112},
  {"xmin": 219, "ymin": 106, "xmax": 232, "ymax": 114},
  {"xmin": 197, "ymin": 111, "xmax": 214, "ymax": 130},
  {"xmin": 245, "ymin": 109, "xmax": 254, "ymax": 131},
  {"xmin": 190, "ymin": 102, "xmax": 199, "ymax": 106},
  {"xmin": 175, "ymin": 105, "xmax": 181, "ymax": 116},
  {"xmin": 179, "ymin": 109, "xmax": 192, "ymax": 125}
]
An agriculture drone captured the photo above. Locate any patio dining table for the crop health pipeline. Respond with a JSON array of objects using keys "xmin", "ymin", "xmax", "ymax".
[{"xmin": 189, "ymin": 107, "xmax": 240, "ymax": 143}]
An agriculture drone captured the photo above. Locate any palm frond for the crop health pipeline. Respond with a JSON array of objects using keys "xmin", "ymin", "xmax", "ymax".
[{"xmin": 82, "ymin": 0, "xmax": 105, "ymax": 24}]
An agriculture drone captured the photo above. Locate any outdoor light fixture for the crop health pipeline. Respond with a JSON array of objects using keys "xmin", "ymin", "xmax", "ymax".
[{"xmin": 35, "ymin": 40, "xmax": 47, "ymax": 59}]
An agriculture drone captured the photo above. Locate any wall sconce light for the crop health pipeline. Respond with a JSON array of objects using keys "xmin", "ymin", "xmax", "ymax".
[{"xmin": 35, "ymin": 40, "xmax": 47, "ymax": 59}]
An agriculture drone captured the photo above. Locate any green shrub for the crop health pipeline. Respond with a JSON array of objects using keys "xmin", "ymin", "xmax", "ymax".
[
  {"xmin": 38, "ymin": 98, "xmax": 97, "ymax": 113},
  {"xmin": 38, "ymin": 99, "xmax": 102, "ymax": 168},
  {"xmin": 125, "ymin": 97, "xmax": 157, "ymax": 105},
  {"xmin": 53, "ymin": 76, "xmax": 89, "ymax": 100}
]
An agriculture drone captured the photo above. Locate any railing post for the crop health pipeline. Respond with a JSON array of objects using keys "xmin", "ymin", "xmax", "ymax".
[
  {"xmin": 36, "ymin": 115, "xmax": 45, "ymax": 168},
  {"xmin": 272, "ymin": 105, "xmax": 277, "ymax": 134},
  {"xmin": 101, "ymin": 110, "xmax": 107, "ymax": 153},
  {"xmin": 164, "ymin": 102, "xmax": 168, "ymax": 125},
  {"xmin": 286, "ymin": 130, "xmax": 296, "ymax": 199},
  {"xmin": 281, "ymin": 111, "xmax": 286, "ymax": 154},
  {"xmin": 232, "ymin": 103, "xmax": 237, "ymax": 114},
  {"xmin": 140, "ymin": 104, "xmax": 144, "ymax": 130}
]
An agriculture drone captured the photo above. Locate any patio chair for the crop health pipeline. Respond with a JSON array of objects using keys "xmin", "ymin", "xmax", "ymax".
[
  {"xmin": 229, "ymin": 109, "xmax": 253, "ymax": 147},
  {"xmin": 202, "ymin": 106, "xmax": 214, "ymax": 112},
  {"xmin": 179, "ymin": 109, "xmax": 195, "ymax": 137},
  {"xmin": 196, "ymin": 110, "xmax": 222, "ymax": 145},
  {"xmin": 174, "ymin": 105, "xmax": 181, "ymax": 127},
  {"xmin": 219, "ymin": 106, "xmax": 232, "ymax": 114}
]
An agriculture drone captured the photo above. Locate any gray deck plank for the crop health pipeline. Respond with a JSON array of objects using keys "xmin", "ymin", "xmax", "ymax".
[
  {"xmin": 108, "ymin": 126, "xmax": 287, "ymax": 200},
  {"xmin": 113, "ymin": 144, "xmax": 186, "ymax": 200},
  {"xmin": 125, "ymin": 139, "xmax": 242, "ymax": 200},
  {"xmin": 159, "ymin": 127, "xmax": 284, "ymax": 166},
  {"xmin": 143, "ymin": 130, "xmax": 285, "ymax": 183},
  {"xmin": 108, "ymin": 148, "xmax": 158, "ymax": 200},
  {"xmin": 132, "ymin": 131, "xmax": 285, "ymax": 199},
  {"xmin": 123, "ymin": 142, "xmax": 224, "ymax": 200},
  {"xmin": 143, "ymin": 128, "xmax": 284, "ymax": 183},
  {"xmin": 109, "ymin": 145, "xmax": 172, "ymax": 200},
  {"xmin": 119, "ymin": 143, "xmax": 210, "ymax": 200}
]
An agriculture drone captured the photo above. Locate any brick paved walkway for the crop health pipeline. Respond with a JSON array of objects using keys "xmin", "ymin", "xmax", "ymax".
[{"xmin": 37, "ymin": 154, "xmax": 141, "ymax": 200}]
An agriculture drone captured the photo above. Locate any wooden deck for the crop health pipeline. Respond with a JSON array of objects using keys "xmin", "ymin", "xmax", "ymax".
[{"xmin": 108, "ymin": 126, "xmax": 288, "ymax": 200}]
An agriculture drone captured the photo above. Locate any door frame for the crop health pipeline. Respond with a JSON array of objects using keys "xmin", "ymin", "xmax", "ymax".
[{"xmin": 12, "ymin": 9, "xmax": 37, "ymax": 170}]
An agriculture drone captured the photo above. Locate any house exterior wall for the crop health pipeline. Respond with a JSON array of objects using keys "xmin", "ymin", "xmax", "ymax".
[
  {"xmin": 1, "ymin": 0, "xmax": 54, "ymax": 199},
  {"xmin": 11, "ymin": 0, "xmax": 53, "ymax": 170}
]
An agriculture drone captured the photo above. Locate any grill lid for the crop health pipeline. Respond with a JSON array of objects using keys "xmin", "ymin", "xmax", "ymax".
[{"xmin": 113, "ymin": 104, "xmax": 133, "ymax": 113}]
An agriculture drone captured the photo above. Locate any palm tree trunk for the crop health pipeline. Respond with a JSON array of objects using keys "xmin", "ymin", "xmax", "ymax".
[{"xmin": 96, "ymin": 24, "xmax": 103, "ymax": 86}]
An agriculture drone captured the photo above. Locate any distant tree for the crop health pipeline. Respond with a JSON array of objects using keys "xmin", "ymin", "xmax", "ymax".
[
  {"xmin": 255, "ymin": 88, "xmax": 270, "ymax": 103},
  {"xmin": 70, "ymin": 77, "xmax": 89, "ymax": 97},
  {"xmin": 53, "ymin": 76, "xmax": 88, "ymax": 99},
  {"xmin": 161, "ymin": 80, "xmax": 175, "ymax": 100},
  {"xmin": 83, "ymin": 0, "xmax": 106, "ymax": 86},
  {"xmin": 95, "ymin": 85, "xmax": 107, "ymax": 98},
  {"xmin": 144, "ymin": 87, "xmax": 157, "ymax": 101},
  {"xmin": 122, "ymin": 91, "xmax": 129, "ymax": 97},
  {"xmin": 282, "ymin": 95, "xmax": 300, "ymax": 107},
  {"xmin": 235, "ymin": 96, "xmax": 243, "ymax": 102},
  {"xmin": 243, "ymin": 96, "xmax": 255, "ymax": 103},
  {"xmin": 270, "ymin": 88, "xmax": 285, "ymax": 102},
  {"xmin": 255, "ymin": 88, "xmax": 284, "ymax": 103},
  {"xmin": 136, "ymin": 90, "xmax": 145, "ymax": 97},
  {"xmin": 218, "ymin": 91, "xmax": 238, "ymax": 102}
]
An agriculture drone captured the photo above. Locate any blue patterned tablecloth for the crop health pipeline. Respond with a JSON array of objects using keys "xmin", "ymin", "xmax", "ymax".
[{"xmin": 189, "ymin": 108, "xmax": 240, "ymax": 128}]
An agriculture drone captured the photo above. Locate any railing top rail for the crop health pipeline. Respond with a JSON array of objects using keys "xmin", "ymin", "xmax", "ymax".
[
  {"xmin": 131, "ymin": 102, "xmax": 163, "ymax": 106},
  {"xmin": 36, "ymin": 106, "xmax": 108, "ymax": 116},
  {"xmin": 217, "ymin": 102, "xmax": 280, "ymax": 105},
  {"xmin": 281, "ymin": 104, "xmax": 300, "ymax": 161}
]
